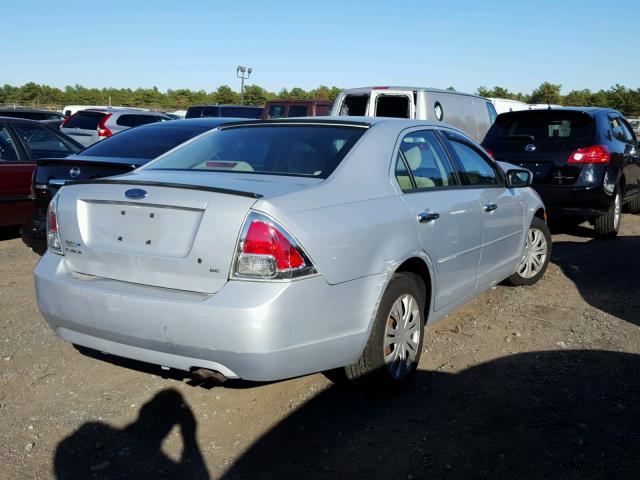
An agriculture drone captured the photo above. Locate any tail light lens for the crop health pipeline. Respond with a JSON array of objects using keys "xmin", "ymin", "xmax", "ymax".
[
  {"xmin": 97, "ymin": 113, "xmax": 113, "ymax": 139},
  {"xmin": 47, "ymin": 196, "xmax": 63, "ymax": 255},
  {"xmin": 233, "ymin": 212, "xmax": 316, "ymax": 280},
  {"xmin": 483, "ymin": 147, "xmax": 494, "ymax": 159},
  {"xmin": 568, "ymin": 145, "xmax": 610, "ymax": 164}
]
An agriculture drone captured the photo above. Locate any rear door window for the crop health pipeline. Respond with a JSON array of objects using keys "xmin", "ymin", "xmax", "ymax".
[
  {"xmin": 133, "ymin": 115, "xmax": 159, "ymax": 127},
  {"xmin": 147, "ymin": 125, "xmax": 366, "ymax": 179},
  {"xmin": 447, "ymin": 138, "xmax": 500, "ymax": 186},
  {"xmin": 64, "ymin": 111, "xmax": 106, "ymax": 130},
  {"xmin": 486, "ymin": 101, "xmax": 498, "ymax": 124},
  {"xmin": 12, "ymin": 123, "xmax": 79, "ymax": 160},
  {"xmin": 339, "ymin": 95, "xmax": 368, "ymax": 116},
  {"xmin": 375, "ymin": 95, "xmax": 410, "ymax": 118},
  {"xmin": 609, "ymin": 116, "xmax": 629, "ymax": 143},
  {"xmin": 0, "ymin": 126, "xmax": 21, "ymax": 162},
  {"xmin": 267, "ymin": 104, "xmax": 286, "ymax": 119},
  {"xmin": 288, "ymin": 105, "xmax": 309, "ymax": 117},
  {"xmin": 116, "ymin": 115, "xmax": 135, "ymax": 127},
  {"xmin": 395, "ymin": 130, "xmax": 458, "ymax": 191}
]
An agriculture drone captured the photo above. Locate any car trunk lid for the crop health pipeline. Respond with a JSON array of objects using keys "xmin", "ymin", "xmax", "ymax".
[{"xmin": 55, "ymin": 172, "xmax": 320, "ymax": 293}]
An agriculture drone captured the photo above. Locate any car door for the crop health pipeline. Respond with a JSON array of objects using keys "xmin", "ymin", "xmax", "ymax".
[
  {"xmin": 394, "ymin": 128, "xmax": 483, "ymax": 311},
  {"xmin": 442, "ymin": 131, "xmax": 525, "ymax": 288},
  {"xmin": 617, "ymin": 116, "xmax": 640, "ymax": 201},
  {"xmin": 0, "ymin": 123, "xmax": 35, "ymax": 227}
]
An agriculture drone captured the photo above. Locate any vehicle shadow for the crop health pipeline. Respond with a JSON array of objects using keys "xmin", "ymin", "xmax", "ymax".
[
  {"xmin": 551, "ymin": 235, "xmax": 640, "ymax": 326},
  {"xmin": 223, "ymin": 350, "xmax": 640, "ymax": 479},
  {"xmin": 53, "ymin": 388, "xmax": 210, "ymax": 479}
]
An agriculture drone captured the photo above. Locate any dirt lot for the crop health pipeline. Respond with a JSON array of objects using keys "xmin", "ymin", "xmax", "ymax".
[{"xmin": 0, "ymin": 216, "xmax": 639, "ymax": 480}]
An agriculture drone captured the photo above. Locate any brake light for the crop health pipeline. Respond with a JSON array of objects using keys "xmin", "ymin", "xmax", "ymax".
[
  {"xmin": 97, "ymin": 113, "xmax": 113, "ymax": 138},
  {"xmin": 60, "ymin": 113, "xmax": 74, "ymax": 129},
  {"xmin": 233, "ymin": 212, "xmax": 316, "ymax": 280},
  {"xmin": 483, "ymin": 147, "xmax": 494, "ymax": 159},
  {"xmin": 568, "ymin": 145, "xmax": 610, "ymax": 164},
  {"xmin": 373, "ymin": 86, "xmax": 390, "ymax": 90},
  {"xmin": 47, "ymin": 196, "xmax": 63, "ymax": 255}
]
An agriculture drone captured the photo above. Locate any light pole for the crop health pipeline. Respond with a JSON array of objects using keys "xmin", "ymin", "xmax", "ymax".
[{"xmin": 236, "ymin": 65, "xmax": 252, "ymax": 105}]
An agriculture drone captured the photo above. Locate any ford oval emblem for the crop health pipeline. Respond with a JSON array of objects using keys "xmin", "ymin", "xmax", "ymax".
[
  {"xmin": 525, "ymin": 144, "xmax": 537, "ymax": 152},
  {"xmin": 124, "ymin": 188, "xmax": 147, "ymax": 199}
]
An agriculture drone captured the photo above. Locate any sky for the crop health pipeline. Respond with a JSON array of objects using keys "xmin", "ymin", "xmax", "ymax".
[{"xmin": 5, "ymin": 0, "xmax": 639, "ymax": 95}]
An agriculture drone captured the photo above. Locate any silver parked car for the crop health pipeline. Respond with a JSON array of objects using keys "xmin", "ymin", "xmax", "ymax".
[
  {"xmin": 60, "ymin": 108, "xmax": 172, "ymax": 147},
  {"xmin": 35, "ymin": 117, "xmax": 551, "ymax": 392}
]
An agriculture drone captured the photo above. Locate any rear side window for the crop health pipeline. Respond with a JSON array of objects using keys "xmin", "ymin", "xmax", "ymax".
[
  {"xmin": 221, "ymin": 107, "xmax": 262, "ymax": 118},
  {"xmin": 395, "ymin": 130, "xmax": 458, "ymax": 191},
  {"xmin": 488, "ymin": 111, "xmax": 595, "ymax": 141},
  {"xmin": 64, "ymin": 111, "xmax": 106, "ymax": 130},
  {"xmin": 80, "ymin": 126, "xmax": 205, "ymax": 159},
  {"xmin": 339, "ymin": 95, "xmax": 368, "ymax": 116},
  {"xmin": 288, "ymin": 105, "xmax": 309, "ymax": 117},
  {"xmin": 448, "ymin": 139, "xmax": 499, "ymax": 186},
  {"xmin": 0, "ymin": 127, "xmax": 20, "ymax": 162},
  {"xmin": 147, "ymin": 125, "xmax": 366, "ymax": 179},
  {"xmin": 12, "ymin": 123, "xmax": 79, "ymax": 159},
  {"xmin": 375, "ymin": 96, "xmax": 410, "ymax": 118},
  {"xmin": 609, "ymin": 116, "xmax": 628, "ymax": 143},
  {"xmin": 134, "ymin": 115, "xmax": 160, "ymax": 127},
  {"xmin": 116, "ymin": 114, "xmax": 135, "ymax": 127}
]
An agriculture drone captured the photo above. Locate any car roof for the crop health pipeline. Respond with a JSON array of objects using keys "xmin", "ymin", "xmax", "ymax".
[
  {"xmin": 265, "ymin": 99, "xmax": 333, "ymax": 104},
  {"xmin": 0, "ymin": 108, "xmax": 62, "ymax": 114},
  {"xmin": 215, "ymin": 116, "xmax": 466, "ymax": 131},
  {"xmin": 79, "ymin": 108, "xmax": 167, "ymax": 115},
  {"xmin": 340, "ymin": 86, "xmax": 487, "ymax": 100},
  {"xmin": 497, "ymin": 106, "xmax": 619, "ymax": 117},
  {"xmin": 187, "ymin": 104, "xmax": 263, "ymax": 109},
  {"xmin": 0, "ymin": 116, "xmax": 53, "ymax": 125}
]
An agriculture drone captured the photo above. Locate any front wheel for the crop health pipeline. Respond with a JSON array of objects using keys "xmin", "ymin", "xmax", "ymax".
[
  {"xmin": 325, "ymin": 272, "xmax": 425, "ymax": 393},
  {"xmin": 503, "ymin": 217, "xmax": 551, "ymax": 286}
]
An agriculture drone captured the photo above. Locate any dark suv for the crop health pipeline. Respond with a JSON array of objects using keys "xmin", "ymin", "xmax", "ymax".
[{"xmin": 482, "ymin": 108, "xmax": 640, "ymax": 237}]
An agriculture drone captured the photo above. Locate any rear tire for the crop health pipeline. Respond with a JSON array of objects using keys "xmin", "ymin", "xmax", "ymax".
[
  {"xmin": 325, "ymin": 272, "xmax": 425, "ymax": 394},
  {"xmin": 503, "ymin": 217, "xmax": 551, "ymax": 286},
  {"xmin": 594, "ymin": 187, "xmax": 621, "ymax": 238}
]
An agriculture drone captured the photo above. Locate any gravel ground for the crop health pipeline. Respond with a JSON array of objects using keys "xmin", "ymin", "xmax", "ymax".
[{"xmin": 0, "ymin": 215, "xmax": 639, "ymax": 480}]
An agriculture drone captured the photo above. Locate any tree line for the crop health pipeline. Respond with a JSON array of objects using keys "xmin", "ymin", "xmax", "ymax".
[{"xmin": 2, "ymin": 81, "xmax": 640, "ymax": 117}]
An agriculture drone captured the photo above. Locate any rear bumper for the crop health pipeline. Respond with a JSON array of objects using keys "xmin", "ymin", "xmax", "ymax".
[
  {"xmin": 35, "ymin": 253, "xmax": 383, "ymax": 381},
  {"xmin": 534, "ymin": 186, "xmax": 613, "ymax": 218}
]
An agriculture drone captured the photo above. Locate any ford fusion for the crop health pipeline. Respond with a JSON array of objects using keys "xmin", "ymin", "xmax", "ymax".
[{"xmin": 35, "ymin": 118, "xmax": 551, "ymax": 392}]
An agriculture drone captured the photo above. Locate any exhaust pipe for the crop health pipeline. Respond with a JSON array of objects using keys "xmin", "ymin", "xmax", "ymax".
[{"xmin": 191, "ymin": 368, "xmax": 228, "ymax": 384}]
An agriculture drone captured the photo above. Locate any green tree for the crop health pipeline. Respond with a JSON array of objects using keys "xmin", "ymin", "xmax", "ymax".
[{"xmin": 528, "ymin": 82, "xmax": 562, "ymax": 105}]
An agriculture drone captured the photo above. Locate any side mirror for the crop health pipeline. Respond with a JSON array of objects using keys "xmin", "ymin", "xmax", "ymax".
[{"xmin": 506, "ymin": 169, "xmax": 532, "ymax": 188}]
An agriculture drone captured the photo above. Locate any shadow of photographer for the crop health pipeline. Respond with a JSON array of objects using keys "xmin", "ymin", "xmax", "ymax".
[
  {"xmin": 223, "ymin": 349, "xmax": 640, "ymax": 479},
  {"xmin": 54, "ymin": 388, "xmax": 209, "ymax": 479}
]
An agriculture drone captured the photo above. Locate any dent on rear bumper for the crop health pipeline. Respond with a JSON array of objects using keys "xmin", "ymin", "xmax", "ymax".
[{"xmin": 34, "ymin": 253, "xmax": 385, "ymax": 381}]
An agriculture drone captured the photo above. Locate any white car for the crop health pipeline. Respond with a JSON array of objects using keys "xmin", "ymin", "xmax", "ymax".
[{"xmin": 35, "ymin": 117, "xmax": 551, "ymax": 392}]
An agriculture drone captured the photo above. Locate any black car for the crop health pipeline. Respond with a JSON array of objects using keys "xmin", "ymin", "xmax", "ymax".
[
  {"xmin": 0, "ymin": 108, "xmax": 67, "ymax": 128},
  {"xmin": 23, "ymin": 117, "xmax": 241, "ymax": 253},
  {"xmin": 482, "ymin": 108, "xmax": 640, "ymax": 237}
]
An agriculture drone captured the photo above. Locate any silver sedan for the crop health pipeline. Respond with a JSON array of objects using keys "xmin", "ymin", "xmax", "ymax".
[{"xmin": 35, "ymin": 117, "xmax": 550, "ymax": 392}]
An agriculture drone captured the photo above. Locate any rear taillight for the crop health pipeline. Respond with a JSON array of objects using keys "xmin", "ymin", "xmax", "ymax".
[
  {"xmin": 60, "ymin": 113, "xmax": 74, "ymax": 129},
  {"xmin": 232, "ymin": 212, "xmax": 316, "ymax": 280},
  {"xmin": 47, "ymin": 196, "xmax": 63, "ymax": 255},
  {"xmin": 97, "ymin": 113, "xmax": 113, "ymax": 139},
  {"xmin": 483, "ymin": 147, "xmax": 494, "ymax": 159},
  {"xmin": 568, "ymin": 145, "xmax": 610, "ymax": 164}
]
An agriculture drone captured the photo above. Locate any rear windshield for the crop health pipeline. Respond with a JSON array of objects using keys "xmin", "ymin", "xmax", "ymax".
[
  {"xmin": 64, "ymin": 111, "xmax": 106, "ymax": 130},
  {"xmin": 146, "ymin": 125, "xmax": 366, "ymax": 178},
  {"xmin": 488, "ymin": 111, "xmax": 595, "ymax": 141},
  {"xmin": 80, "ymin": 125, "xmax": 207, "ymax": 159}
]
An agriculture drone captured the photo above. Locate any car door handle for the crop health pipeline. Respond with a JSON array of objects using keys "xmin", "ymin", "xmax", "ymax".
[
  {"xmin": 484, "ymin": 203, "xmax": 498, "ymax": 212},
  {"xmin": 417, "ymin": 211, "xmax": 440, "ymax": 223}
]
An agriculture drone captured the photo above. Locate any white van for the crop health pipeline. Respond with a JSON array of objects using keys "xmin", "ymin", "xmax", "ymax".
[
  {"xmin": 489, "ymin": 98, "xmax": 531, "ymax": 115},
  {"xmin": 331, "ymin": 86, "xmax": 497, "ymax": 142}
]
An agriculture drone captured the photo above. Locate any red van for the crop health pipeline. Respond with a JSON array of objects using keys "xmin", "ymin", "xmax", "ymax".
[
  {"xmin": 261, "ymin": 99, "xmax": 333, "ymax": 120},
  {"xmin": 0, "ymin": 117, "xmax": 81, "ymax": 229}
]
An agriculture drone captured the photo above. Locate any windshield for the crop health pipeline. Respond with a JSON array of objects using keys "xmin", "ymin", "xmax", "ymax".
[
  {"xmin": 145, "ymin": 125, "xmax": 366, "ymax": 178},
  {"xmin": 79, "ymin": 125, "xmax": 209, "ymax": 159}
]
